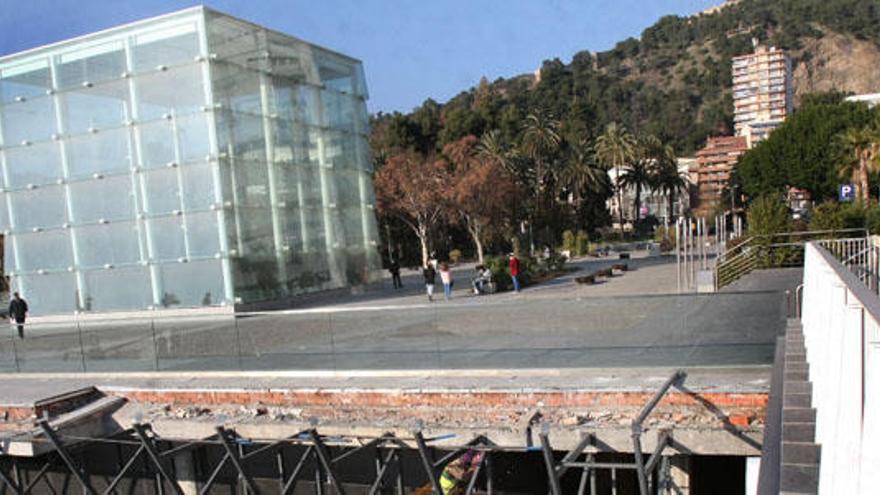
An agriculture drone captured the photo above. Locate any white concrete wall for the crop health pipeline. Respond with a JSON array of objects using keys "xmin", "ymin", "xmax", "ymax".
[{"xmin": 802, "ymin": 243, "xmax": 880, "ymax": 494}]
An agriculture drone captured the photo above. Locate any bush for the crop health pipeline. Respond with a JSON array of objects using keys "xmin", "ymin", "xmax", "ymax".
[
  {"xmin": 747, "ymin": 195, "xmax": 790, "ymax": 237},
  {"xmin": 809, "ymin": 201, "xmax": 844, "ymax": 232},
  {"xmin": 483, "ymin": 254, "xmax": 535, "ymax": 292},
  {"xmin": 449, "ymin": 249, "xmax": 463, "ymax": 264},
  {"xmin": 810, "ymin": 200, "xmax": 872, "ymax": 235},
  {"xmin": 543, "ymin": 252, "xmax": 567, "ymax": 272},
  {"xmin": 561, "ymin": 230, "xmax": 576, "ymax": 254},
  {"xmin": 574, "ymin": 230, "xmax": 590, "ymax": 256},
  {"xmin": 654, "ymin": 225, "xmax": 675, "ymax": 252},
  {"xmin": 866, "ymin": 205, "xmax": 880, "ymax": 234},
  {"xmin": 840, "ymin": 201, "xmax": 868, "ymax": 230}
]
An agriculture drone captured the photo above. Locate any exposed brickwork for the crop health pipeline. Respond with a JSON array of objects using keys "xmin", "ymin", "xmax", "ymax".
[
  {"xmin": 107, "ymin": 388, "xmax": 768, "ymax": 432},
  {"xmin": 111, "ymin": 388, "xmax": 767, "ymax": 409}
]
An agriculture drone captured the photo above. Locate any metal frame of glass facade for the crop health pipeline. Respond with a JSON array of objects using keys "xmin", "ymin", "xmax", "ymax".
[{"xmin": 0, "ymin": 7, "xmax": 381, "ymax": 315}]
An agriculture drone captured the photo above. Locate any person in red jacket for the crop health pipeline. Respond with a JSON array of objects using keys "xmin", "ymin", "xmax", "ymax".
[{"xmin": 508, "ymin": 253, "xmax": 521, "ymax": 293}]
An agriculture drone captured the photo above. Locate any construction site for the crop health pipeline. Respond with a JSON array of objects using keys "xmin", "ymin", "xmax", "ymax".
[{"xmin": 0, "ymin": 230, "xmax": 813, "ymax": 495}]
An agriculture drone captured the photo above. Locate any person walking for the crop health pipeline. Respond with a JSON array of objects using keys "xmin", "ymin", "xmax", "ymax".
[
  {"xmin": 423, "ymin": 263, "xmax": 436, "ymax": 302},
  {"xmin": 389, "ymin": 259, "xmax": 402, "ymax": 289},
  {"xmin": 439, "ymin": 262, "xmax": 453, "ymax": 300},
  {"xmin": 508, "ymin": 253, "xmax": 521, "ymax": 293},
  {"xmin": 8, "ymin": 292, "xmax": 28, "ymax": 339}
]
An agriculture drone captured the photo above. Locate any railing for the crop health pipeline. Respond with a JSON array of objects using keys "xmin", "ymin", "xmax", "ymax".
[
  {"xmin": 801, "ymin": 243, "xmax": 880, "ymax": 493},
  {"xmin": 0, "ymin": 291, "xmax": 785, "ymax": 373},
  {"xmin": 714, "ymin": 229, "xmax": 867, "ymax": 290},
  {"xmin": 816, "ymin": 237, "xmax": 880, "ymax": 294}
]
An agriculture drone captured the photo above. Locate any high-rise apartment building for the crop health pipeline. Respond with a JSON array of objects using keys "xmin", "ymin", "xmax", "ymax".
[
  {"xmin": 732, "ymin": 44, "xmax": 792, "ymax": 146},
  {"xmin": 694, "ymin": 136, "xmax": 748, "ymax": 214}
]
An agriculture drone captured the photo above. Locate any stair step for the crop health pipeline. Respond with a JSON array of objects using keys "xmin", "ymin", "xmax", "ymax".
[
  {"xmin": 784, "ymin": 393, "xmax": 812, "ymax": 408},
  {"xmin": 785, "ymin": 371, "xmax": 808, "ymax": 381},
  {"xmin": 783, "ymin": 381, "xmax": 812, "ymax": 395},
  {"xmin": 783, "ymin": 408, "xmax": 816, "ymax": 423},
  {"xmin": 782, "ymin": 442, "xmax": 821, "ymax": 465},
  {"xmin": 780, "ymin": 463, "xmax": 819, "ymax": 494},
  {"xmin": 782, "ymin": 422, "xmax": 816, "ymax": 443}
]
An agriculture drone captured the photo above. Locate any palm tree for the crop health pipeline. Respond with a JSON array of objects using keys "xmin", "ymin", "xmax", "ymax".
[
  {"xmin": 838, "ymin": 126, "xmax": 880, "ymax": 203},
  {"xmin": 518, "ymin": 112, "xmax": 562, "ymax": 249},
  {"xmin": 478, "ymin": 130, "xmax": 519, "ymax": 179},
  {"xmin": 652, "ymin": 145, "xmax": 688, "ymax": 223},
  {"xmin": 595, "ymin": 123, "xmax": 635, "ymax": 231},
  {"xmin": 620, "ymin": 135, "xmax": 663, "ymax": 223},
  {"xmin": 559, "ymin": 140, "xmax": 610, "ymax": 229},
  {"xmin": 521, "ymin": 111, "xmax": 562, "ymax": 193}
]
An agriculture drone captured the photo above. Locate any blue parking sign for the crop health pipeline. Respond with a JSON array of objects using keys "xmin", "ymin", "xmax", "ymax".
[{"xmin": 839, "ymin": 184, "xmax": 855, "ymax": 202}]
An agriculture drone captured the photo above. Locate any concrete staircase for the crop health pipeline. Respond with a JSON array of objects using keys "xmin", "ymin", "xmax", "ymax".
[{"xmin": 780, "ymin": 320, "xmax": 820, "ymax": 494}]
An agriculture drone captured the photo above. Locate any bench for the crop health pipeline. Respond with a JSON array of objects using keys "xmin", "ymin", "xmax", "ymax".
[
  {"xmin": 575, "ymin": 274, "xmax": 597, "ymax": 284},
  {"xmin": 597, "ymin": 267, "xmax": 613, "ymax": 278}
]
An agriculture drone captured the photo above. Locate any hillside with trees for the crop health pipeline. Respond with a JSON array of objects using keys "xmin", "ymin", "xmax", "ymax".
[{"xmin": 370, "ymin": 0, "xmax": 880, "ymax": 265}]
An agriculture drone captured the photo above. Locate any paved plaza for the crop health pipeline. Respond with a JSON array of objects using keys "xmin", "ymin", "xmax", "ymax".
[{"xmin": 2, "ymin": 254, "xmax": 787, "ymax": 374}]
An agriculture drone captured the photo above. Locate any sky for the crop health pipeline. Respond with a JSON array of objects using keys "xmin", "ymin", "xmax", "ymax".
[{"xmin": 0, "ymin": 0, "xmax": 721, "ymax": 114}]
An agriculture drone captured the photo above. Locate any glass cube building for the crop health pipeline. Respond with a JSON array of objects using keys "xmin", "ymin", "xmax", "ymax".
[{"xmin": 0, "ymin": 7, "xmax": 382, "ymax": 315}]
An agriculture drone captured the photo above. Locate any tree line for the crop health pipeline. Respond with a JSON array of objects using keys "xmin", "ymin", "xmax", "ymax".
[{"xmin": 374, "ymin": 115, "xmax": 687, "ymax": 267}]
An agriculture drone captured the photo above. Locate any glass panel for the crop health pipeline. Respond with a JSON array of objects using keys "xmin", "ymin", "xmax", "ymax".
[
  {"xmin": 135, "ymin": 64, "xmax": 206, "ymax": 121},
  {"xmin": 4, "ymin": 142, "xmax": 62, "ymax": 188},
  {"xmin": 133, "ymin": 23, "xmax": 201, "ymax": 71},
  {"xmin": 274, "ymin": 163, "xmax": 301, "ymax": 203},
  {"xmin": 216, "ymin": 111, "xmax": 265, "ymax": 161},
  {"xmin": 320, "ymin": 89, "xmax": 355, "ymax": 132},
  {"xmin": 270, "ymin": 118, "xmax": 308, "ymax": 164},
  {"xmin": 83, "ymin": 265, "xmax": 152, "ymax": 311},
  {"xmin": 0, "ymin": 195, "xmax": 10, "ymax": 231},
  {"xmin": 61, "ymin": 78, "xmax": 130, "ymax": 133},
  {"xmin": 76, "ymin": 221, "xmax": 142, "ymax": 268},
  {"xmin": 154, "ymin": 315, "xmax": 237, "ymax": 371},
  {"xmin": 315, "ymin": 53, "xmax": 355, "ymax": 94},
  {"xmin": 281, "ymin": 207, "xmax": 303, "ymax": 253},
  {"xmin": 206, "ymin": 13, "xmax": 263, "ymax": 69},
  {"xmin": 232, "ymin": 162, "xmax": 269, "ymax": 208},
  {"xmin": 297, "ymin": 85, "xmax": 321, "ymax": 126},
  {"xmin": 238, "ymin": 313, "xmax": 334, "ymax": 370},
  {"xmin": 181, "ymin": 163, "xmax": 215, "ymax": 210},
  {"xmin": 67, "ymin": 128, "xmax": 131, "ymax": 178},
  {"xmin": 138, "ymin": 119, "xmax": 174, "ymax": 167},
  {"xmin": 150, "ymin": 215, "xmax": 186, "ymax": 260},
  {"xmin": 238, "ymin": 206, "xmax": 274, "ymax": 255},
  {"xmin": 0, "ymin": 96, "xmax": 56, "ymax": 144},
  {"xmin": 266, "ymin": 33, "xmax": 309, "ymax": 81},
  {"xmin": 341, "ymin": 208, "xmax": 364, "ymax": 247},
  {"xmin": 160, "ymin": 259, "xmax": 224, "ymax": 307},
  {"xmin": 81, "ymin": 318, "xmax": 155, "ymax": 371},
  {"xmin": 69, "ymin": 175, "xmax": 135, "ymax": 223},
  {"xmin": 56, "ymin": 41, "xmax": 126, "ymax": 89},
  {"xmin": 143, "ymin": 167, "xmax": 181, "ymax": 215},
  {"xmin": 9, "ymin": 186, "xmax": 67, "ymax": 230},
  {"xmin": 12, "ymin": 321, "xmax": 81, "ymax": 371},
  {"xmin": 0, "ymin": 59, "xmax": 52, "ymax": 104},
  {"xmin": 303, "ymin": 208, "xmax": 327, "ymax": 252},
  {"xmin": 15, "ymin": 230, "xmax": 72, "ymax": 271},
  {"xmin": 185, "ymin": 211, "xmax": 220, "ymax": 257},
  {"xmin": 212, "ymin": 63, "xmax": 261, "ymax": 114},
  {"xmin": 177, "ymin": 113, "xmax": 211, "ymax": 162},
  {"xmin": 16, "ymin": 272, "xmax": 76, "ymax": 315},
  {"xmin": 333, "ymin": 171, "xmax": 360, "ymax": 207}
]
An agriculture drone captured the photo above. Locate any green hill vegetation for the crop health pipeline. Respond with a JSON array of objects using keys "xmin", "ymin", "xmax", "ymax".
[
  {"xmin": 370, "ymin": 0, "xmax": 880, "ymax": 263},
  {"xmin": 372, "ymin": 0, "xmax": 880, "ymax": 157}
]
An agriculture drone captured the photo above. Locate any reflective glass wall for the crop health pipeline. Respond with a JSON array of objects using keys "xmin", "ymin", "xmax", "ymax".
[
  {"xmin": 206, "ymin": 11, "xmax": 381, "ymax": 303},
  {"xmin": 0, "ymin": 7, "xmax": 381, "ymax": 315}
]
